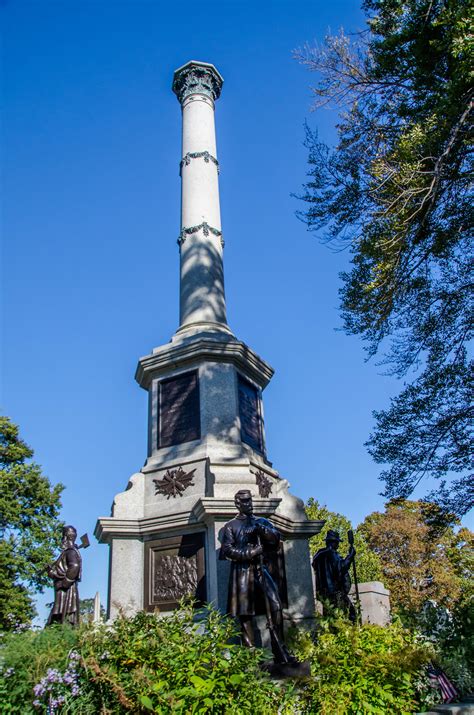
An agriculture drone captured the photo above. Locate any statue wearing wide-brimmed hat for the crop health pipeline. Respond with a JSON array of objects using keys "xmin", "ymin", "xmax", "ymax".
[{"xmin": 312, "ymin": 529, "xmax": 356, "ymax": 622}]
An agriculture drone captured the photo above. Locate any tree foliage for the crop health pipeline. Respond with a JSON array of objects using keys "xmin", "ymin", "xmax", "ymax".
[
  {"xmin": 358, "ymin": 499, "xmax": 473, "ymax": 615},
  {"xmin": 305, "ymin": 498, "xmax": 382, "ymax": 583},
  {"xmin": 0, "ymin": 416, "xmax": 64, "ymax": 629},
  {"xmin": 295, "ymin": 0, "xmax": 473, "ymax": 516}
]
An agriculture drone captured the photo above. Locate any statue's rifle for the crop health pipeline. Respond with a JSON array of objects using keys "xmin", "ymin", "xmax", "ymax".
[
  {"xmin": 347, "ymin": 530, "xmax": 361, "ymax": 624},
  {"xmin": 256, "ymin": 534, "xmax": 290, "ymax": 664}
]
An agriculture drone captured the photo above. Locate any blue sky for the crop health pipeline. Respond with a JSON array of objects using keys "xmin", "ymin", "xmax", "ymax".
[{"xmin": 4, "ymin": 0, "xmax": 467, "ymax": 621}]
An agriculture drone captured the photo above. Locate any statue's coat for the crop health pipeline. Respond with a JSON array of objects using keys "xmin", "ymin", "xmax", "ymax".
[{"xmin": 47, "ymin": 546, "xmax": 82, "ymax": 626}]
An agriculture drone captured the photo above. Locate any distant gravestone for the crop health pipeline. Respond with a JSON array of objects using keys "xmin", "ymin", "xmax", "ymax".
[{"xmin": 349, "ymin": 581, "xmax": 391, "ymax": 626}]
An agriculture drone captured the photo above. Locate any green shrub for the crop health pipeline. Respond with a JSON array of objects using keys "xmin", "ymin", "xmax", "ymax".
[
  {"xmin": 1, "ymin": 603, "xmax": 294, "ymax": 713},
  {"xmin": 292, "ymin": 613, "xmax": 435, "ymax": 714},
  {"xmin": 78, "ymin": 602, "xmax": 293, "ymax": 713},
  {"xmin": 0, "ymin": 624, "xmax": 79, "ymax": 714},
  {"xmin": 2, "ymin": 604, "xmax": 449, "ymax": 714}
]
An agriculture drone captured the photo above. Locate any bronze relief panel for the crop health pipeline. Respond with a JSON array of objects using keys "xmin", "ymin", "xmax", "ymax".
[{"xmin": 144, "ymin": 533, "xmax": 206, "ymax": 611}]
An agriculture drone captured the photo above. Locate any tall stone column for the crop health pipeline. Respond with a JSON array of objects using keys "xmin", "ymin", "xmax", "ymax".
[
  {"xmin": 97, "ymin": 60, "xmax": 323, "ymax": 627},
  {"xmin": 172, "ymin": 61, "xmax": 229, "ymax": 335}
]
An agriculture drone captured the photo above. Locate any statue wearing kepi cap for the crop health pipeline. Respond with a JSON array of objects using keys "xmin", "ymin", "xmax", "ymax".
[
  {"xmin": 46, "ymin": 526, "xmax": 89, "ymax": 627},
  {"xmin": 220, "ymin": 490, "xmax": 297, "ymax": 665},
  {"xmin": 312, "ymin": 529, "xmax": 356, "ymax": 622}
]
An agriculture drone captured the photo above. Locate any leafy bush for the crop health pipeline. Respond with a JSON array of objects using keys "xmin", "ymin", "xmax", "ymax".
[
  {"xmin": 0, "ymin": 603, "xmax": 294, "ymax": 714},
  {"xmin": 0, "ymin": 624, "xmax": 79, "ymax": 714},
  {"xmin": 292, "ymin": 612, "xmax": 435, "ymax": 714},
  {"xmin": 78, "ymin": 602, "xmax": 293, "ymax": 714},
  {"xmin": 2, "ymin": 603, "xmax": 456, "ymax": 714}
]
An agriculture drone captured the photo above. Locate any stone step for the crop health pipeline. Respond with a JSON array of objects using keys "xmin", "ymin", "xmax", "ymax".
[{"xmin": 419, "ymin": 697, "xmax": 474, "ymax": 714}]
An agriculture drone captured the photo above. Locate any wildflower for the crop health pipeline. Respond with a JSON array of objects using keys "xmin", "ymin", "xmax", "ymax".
[
  {"xmin": 46, "ymin": 668, "xmax": 60, "ymax": 683},
  {"xmin": 63, "ymin": 671, "xmax": 74, "ymax": 685},
  {"xmin": 4, "ymin": 667, "xmax": 14, "ymax": 677}
]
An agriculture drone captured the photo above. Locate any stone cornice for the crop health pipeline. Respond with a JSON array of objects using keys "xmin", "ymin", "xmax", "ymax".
[
  {"xmin": 94, "ymin": 499, "xmax": 323, "ymax": 542},
  {"xmin": 191, "ymin": 497, "xmax": 281, "ymax": 521},
  {"xmin": 172, "ymin": 61, "xmax": 224, "ymax": 104},
  {"xmin": 94, "ymin": 511, "xmax": 203, "ymax": 543},
  {"xmin": 135, "ymin": 336, "xmax": 274, "ymax": 391},
  {"xmin": 192, "ymin": 498, "xmax": 324, "ymax": 537}
]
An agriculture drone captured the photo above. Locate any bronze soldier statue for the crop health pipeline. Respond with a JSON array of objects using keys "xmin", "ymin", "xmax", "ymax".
[
  {"xmin": 46, "ymin": 525, "xmax": 82, "ymax": 626},
  {"xmin": 220, "ymin": 489, "xmax": 295, "ymax": 664},
  {"xmin": 312, "ymin": 529, "xmax": 356, "ymax": 622}
]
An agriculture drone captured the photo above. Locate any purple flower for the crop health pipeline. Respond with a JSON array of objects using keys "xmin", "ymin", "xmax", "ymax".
[
  {"xmin": 33, "ymin": 683, "xmax": 45, "ymax": 697},
  {"xmin": 4, "ymin": 667, "xmax": 14, "ymax": 677},
  {"xmin": 46, "ymin": 668, "xmax": 60, "ymax": 683},
  {"xmin": 71, "ymin": 685, "xmax": 80, "ymax": 696}
]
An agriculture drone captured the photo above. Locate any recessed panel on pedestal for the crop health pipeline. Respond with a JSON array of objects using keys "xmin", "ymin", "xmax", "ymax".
[
  {"xmin": 144, "ymin": 533, "xmax": 206, "ymax": 611},
  {"xmin": 158, "ymin": 370, "xmax": 200, "ymax": 448},
  {"xmin": 238, "ymin": 374, "xmax": 263, "ymax": 453}
]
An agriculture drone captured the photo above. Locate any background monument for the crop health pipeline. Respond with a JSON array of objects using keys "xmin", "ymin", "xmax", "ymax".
[{"xmin": 95, "ymin": 61, "xmax": 322, "ymax": 639}]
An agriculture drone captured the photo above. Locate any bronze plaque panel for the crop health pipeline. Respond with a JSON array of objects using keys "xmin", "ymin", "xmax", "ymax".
[
  {"xmin": 238, "ymin": 374, "xmax": 263, "ymax": 453},
  {"xmin": 158, "ymin": 371, "xmax": 200, "ymax": 448},
  {"xmin": 144, "ymin": 533, "xmax": 206, "ymax": 611}
]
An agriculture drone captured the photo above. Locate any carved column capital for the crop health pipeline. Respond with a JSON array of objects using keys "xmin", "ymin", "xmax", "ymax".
[{"xmin": 172, "ymin": 60, "xmax": 224, "ymax": 104}]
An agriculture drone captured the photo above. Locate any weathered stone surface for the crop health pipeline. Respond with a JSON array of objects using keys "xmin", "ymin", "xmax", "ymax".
[{"xmin": 350, "ymin": 581, "xmax": 391, "ymax": 626}]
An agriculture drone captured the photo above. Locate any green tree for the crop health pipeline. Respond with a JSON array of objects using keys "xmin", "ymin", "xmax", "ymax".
[
  {"xmin": 0, "ymin": 416, "xmax": 64, "ymax": 629},
  {"xmin": 305, "ymin": 498, "xmax": 382, "ymax": 583},
  {"xmin": 358, "ymin": 500, "xmax": 473, "ymax": 616},
  {"xmin": 295, "ymin": 0, "xmax": 473, "ymax": 516}
]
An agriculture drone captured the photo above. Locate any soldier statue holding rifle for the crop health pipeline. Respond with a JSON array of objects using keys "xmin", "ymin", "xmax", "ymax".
[
  {"xmin": 220, "ymin": 490, "xmax": 297, "ymax": 665},
  {"xmin": 312, "ymin": 529, "xmax": 358, "ymax": 622}
]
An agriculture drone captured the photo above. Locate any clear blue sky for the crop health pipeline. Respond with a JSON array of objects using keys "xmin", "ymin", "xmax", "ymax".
[{"xmin": 4, "ymin": 0, "xmax": 464, "ymax": 622}]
